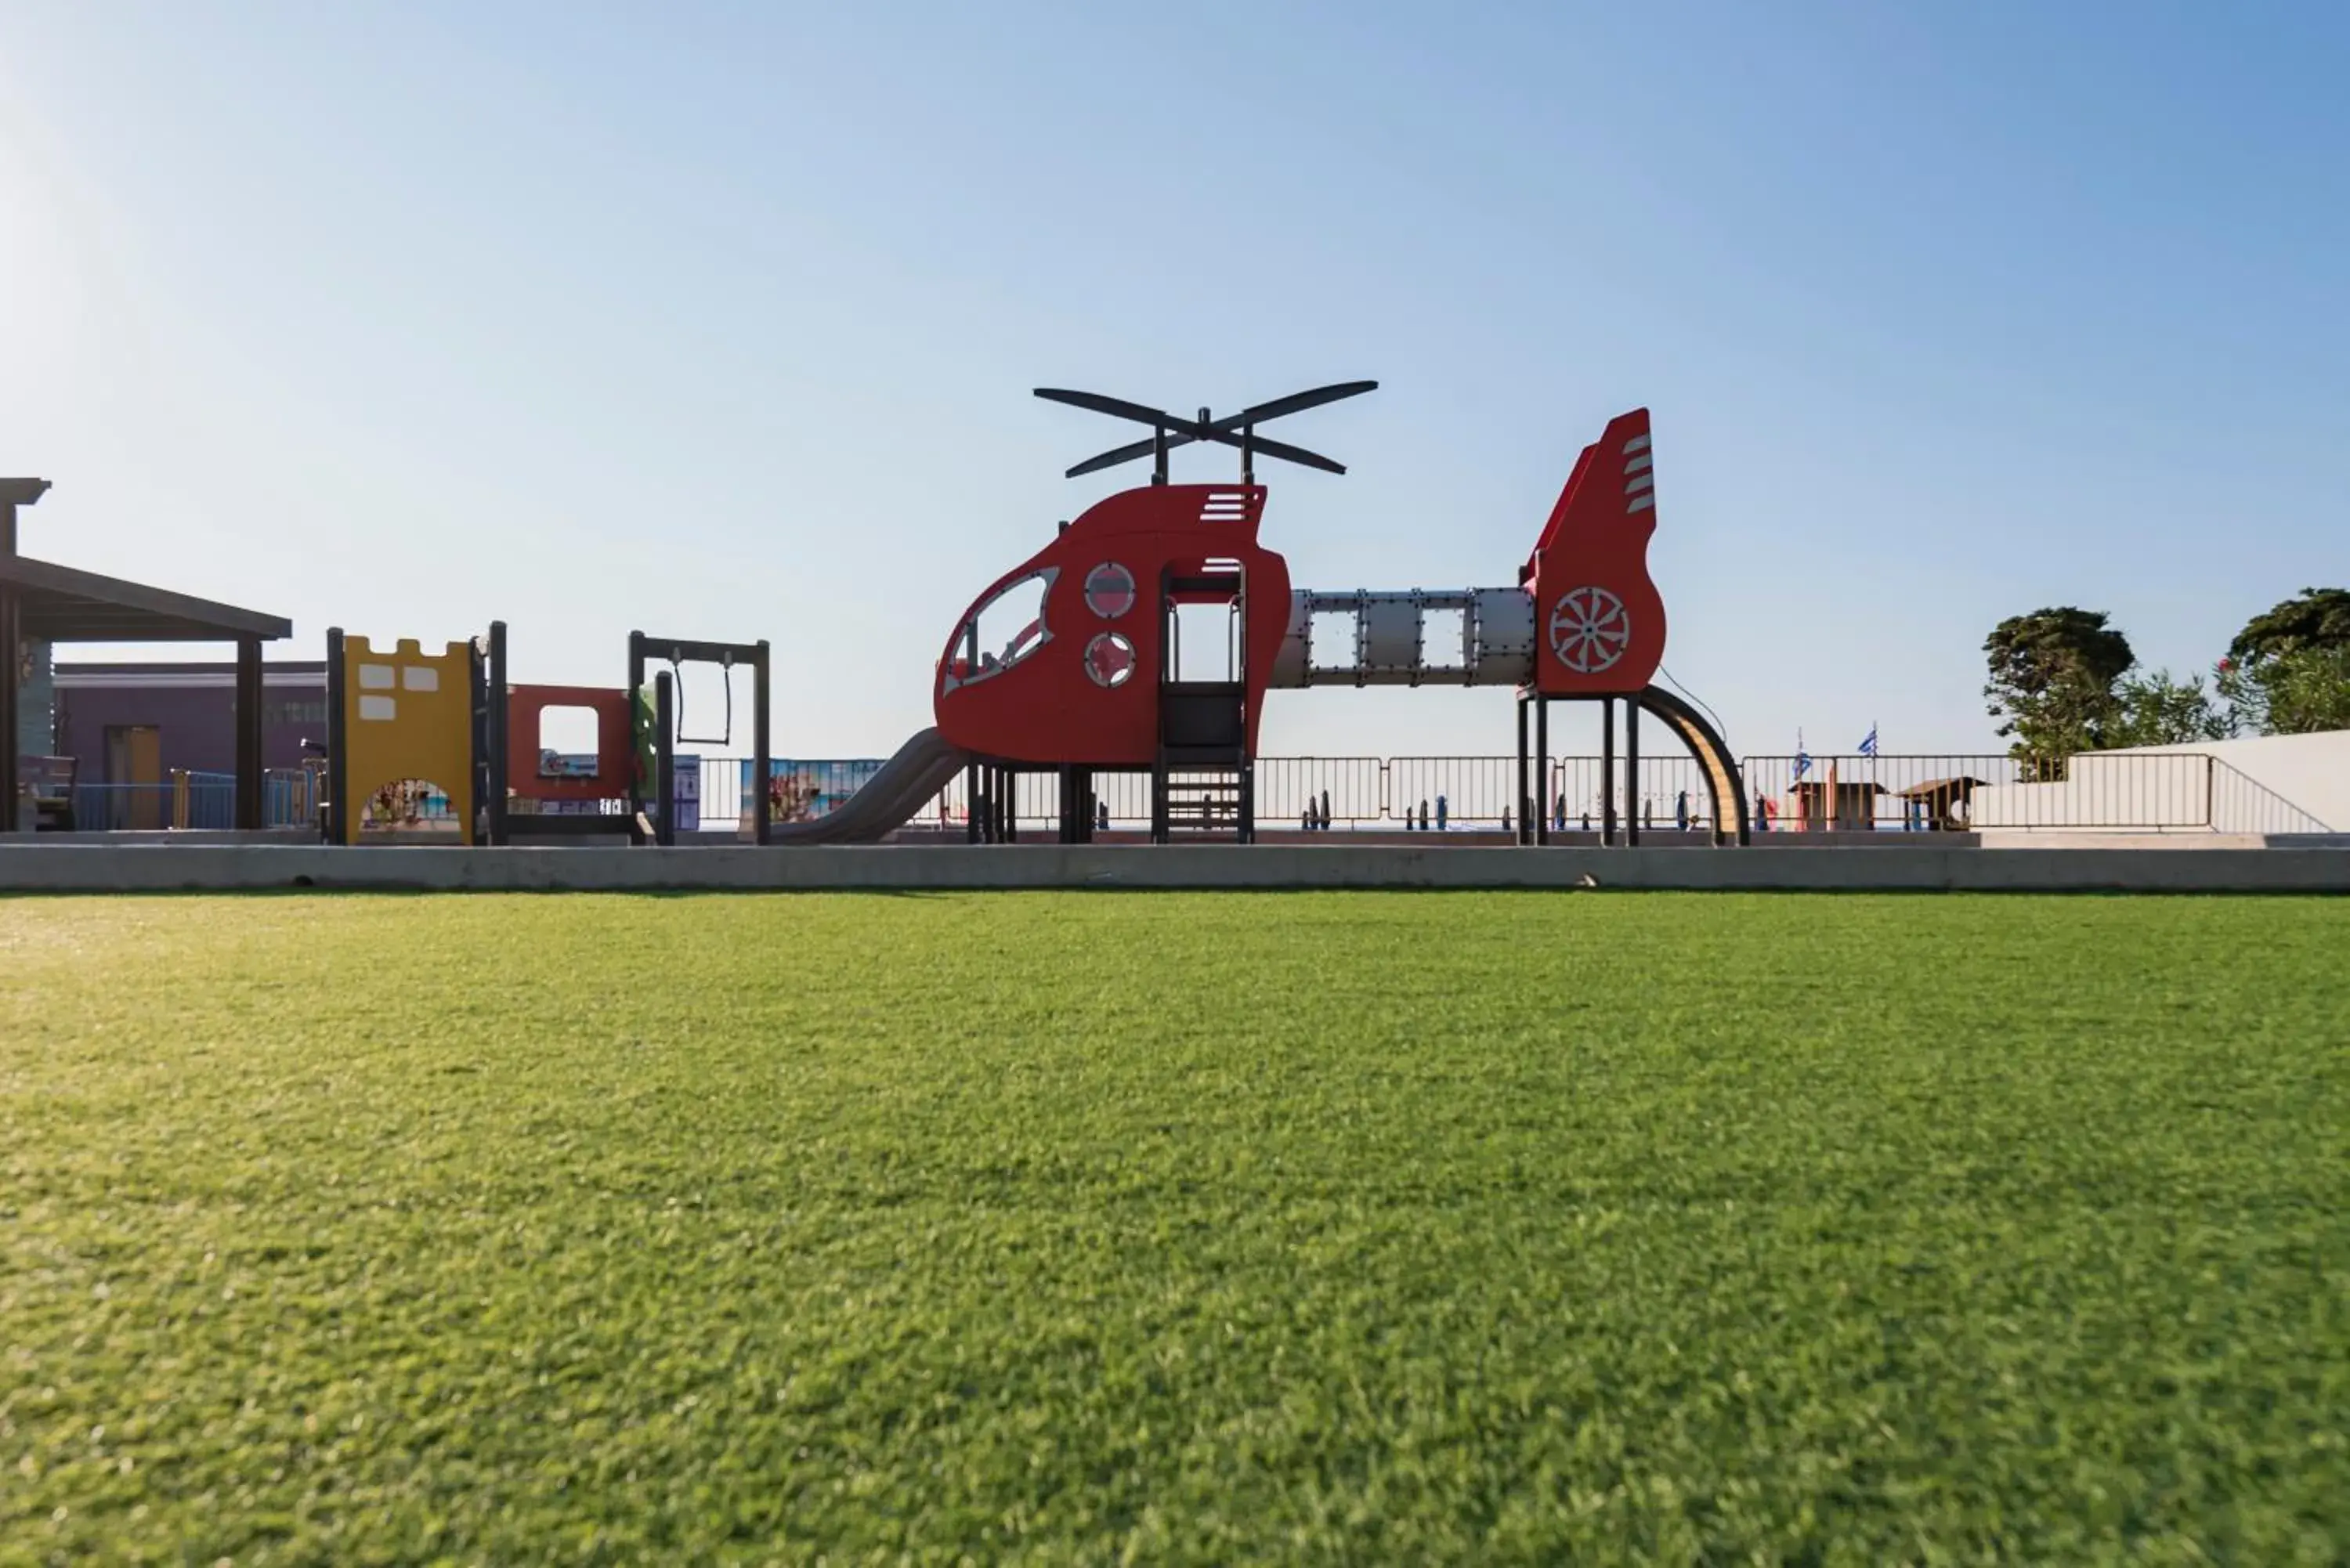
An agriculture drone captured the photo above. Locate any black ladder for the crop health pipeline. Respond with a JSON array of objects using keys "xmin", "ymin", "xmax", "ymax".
[
  {"xmin": 1152, "ymin": 564, "xmax": 1256, "ymax": 844},
  {"xmin": 1153, "ymin": 751, "xmax": 1253, "ymax": 842},
  {"xmin": 1152, "ymin": 560, "xmax": 1256, "ymax": 844}
]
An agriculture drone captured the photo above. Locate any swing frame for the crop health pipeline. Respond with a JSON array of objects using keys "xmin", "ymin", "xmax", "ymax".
[
  {"xmin": 627, "ymin": 630, "xmax": 775, "ymax": 845},
  {"xmin": 670, "ymin": 647, "xmax": 735, "ymax": 747}
]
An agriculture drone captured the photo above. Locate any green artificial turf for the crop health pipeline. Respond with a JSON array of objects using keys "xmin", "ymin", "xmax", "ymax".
[{"xmin": 2, "ymin": 892, "xmax": 2347, "ymax": 1565}]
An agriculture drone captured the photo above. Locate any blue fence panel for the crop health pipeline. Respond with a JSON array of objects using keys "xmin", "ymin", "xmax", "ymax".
[
  {"xmin": 185, "ymin": 772, "xmax": 236, "ymax": 830},
  {"xmin": 265, "ymin": 772, "xmax": 313, "ymax": 829},
  {"xmin": 68, "ymin": 783, "xmax": 172, "ymax": 831}
]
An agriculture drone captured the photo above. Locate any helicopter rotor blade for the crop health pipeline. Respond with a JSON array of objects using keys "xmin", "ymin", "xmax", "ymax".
[
  {"xmin": 1193, "ymin": 428, "xmax": 1348, "ymax": 475},
  {"xmin": 1039, "ymin": 381, "xmax": 1372, "ymax": 479},
  {"xmin": 1224, "ymin": 380, "xmax": 1379, "ymax": 430},
  {"xmin": 1032, "ymin": 388, "xmax": 1183, "ymax": 430},
  {"xmin": 1064, "ymin": 432, "xmax": 1202, "ymax": 478}
]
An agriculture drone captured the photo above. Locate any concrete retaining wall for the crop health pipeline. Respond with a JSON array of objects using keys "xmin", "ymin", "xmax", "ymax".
[
  {"xmin": 2, "ymin": 843, "xmax": 2345, "ymax": 893},
  {"xmin": 27, "ymin": 827, "xmax": 320, "ymax": 847}
]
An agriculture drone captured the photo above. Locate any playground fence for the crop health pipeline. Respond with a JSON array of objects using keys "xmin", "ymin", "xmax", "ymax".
[
  {"xmin": 66, "ymin": 783, "xmax": 176, "ymax": 832},
  {"xmin": 1739, "ymin": 753, "xmax": 2334, "ymax": 835},
  {"xmin": 1255, "ymin": 757, "xmax": 1387, "ymax": 826},
  {"xmin": 60, "ymin": 770, "xmax": 318, "ymax": 831},
  {"xmin": 895, "ymin": 751, "xmax": 2336, "ymax": 836},
  {"xmin": 70, "ymin": 752, "xmax": 2307, "ymax": 837}
]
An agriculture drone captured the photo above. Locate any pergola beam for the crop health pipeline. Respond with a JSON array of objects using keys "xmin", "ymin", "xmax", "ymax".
[{"xmin": 2, "ymin": 488, "xmax": 291, "ymax": 833}]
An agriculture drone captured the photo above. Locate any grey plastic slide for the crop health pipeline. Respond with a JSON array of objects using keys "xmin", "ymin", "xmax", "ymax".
[{"xmin": 765, "ymin": 726, "xmax": 972, "ymax": 844}]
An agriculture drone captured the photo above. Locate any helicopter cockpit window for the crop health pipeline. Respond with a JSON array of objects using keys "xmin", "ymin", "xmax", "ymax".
[{"xmin": 945, "ymin": 567, "xmax": 1058, "ymax": 692}]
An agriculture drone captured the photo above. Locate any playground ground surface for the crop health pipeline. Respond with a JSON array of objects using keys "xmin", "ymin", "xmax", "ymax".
[{"xmin": 4, "ymin": 891, "xmax": 2346, "ymax": 1563}]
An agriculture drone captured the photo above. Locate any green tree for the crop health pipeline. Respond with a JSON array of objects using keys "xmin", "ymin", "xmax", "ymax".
[
  {"xmin": 2218, "ymin": 588, "xmax": 2350, "ymax": 736},
  {"xmin": 2218, "ymin": 644, "xmax": 2350, "ymax": 735},
  {"xmin": 1983, "ymin": 608, "xmax": 2135, "ymax": 774},
  {"xmin": 2226, "ymin": 587, "xmax": 2350, "ymax": 666},
  {"xmin": 2108, "ymin": 668, "xmax": 2230, "ymax": 748}
]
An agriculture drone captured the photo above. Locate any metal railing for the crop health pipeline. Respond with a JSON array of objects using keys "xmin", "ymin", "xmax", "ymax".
[
  {"xmin": 2207, "ymin": 759, "xmax": 2336, "ymax": 835},
  {"xmin": 728, "ymin": 753, "xmax": 1732, "ymax": 835},
  {"xmin": 1534, "ymin": 755, "xmax": 1719, "ymax": 833},
  {"xmin": 888, "ymin": 752, "xmax": 2334, "ymax": 836},
  {"xmin": 54, "ymin": 750, "xmax": 2323, "ymax": 838},
  {"xmin": 1258, "ymin": 757, "xmax": 1387, "ymax": 826},
  {"xmin": 66, "ymin": 783, "xmax": 175, "ymax": 832},
  {"xmin": 52, "ymin": 769, "xmax": 320, "ymax": 832},
  {"xmin": 1739, "ymin": 753, "xmax": 2336, "ymax": 835}
]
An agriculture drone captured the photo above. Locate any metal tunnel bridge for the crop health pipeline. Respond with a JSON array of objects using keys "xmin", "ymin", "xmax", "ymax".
[{"xmin": 1266, "ymin": 588, "xmax": 1749, "ymax": 844}]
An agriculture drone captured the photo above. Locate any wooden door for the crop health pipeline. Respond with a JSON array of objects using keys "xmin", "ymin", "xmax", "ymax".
[{"xmin": 107, "ymin": 725, "xmax": 164, "ymax": 829}]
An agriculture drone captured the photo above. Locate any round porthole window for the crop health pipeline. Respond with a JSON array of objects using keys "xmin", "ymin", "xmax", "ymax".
[
  {"xmin": 1084, "ymin": 562, "xmax": 1137, "ymax": 620},
  {"xmin": 1084, "ymin": 632, "xmax": 1137, "ymax": 688}
]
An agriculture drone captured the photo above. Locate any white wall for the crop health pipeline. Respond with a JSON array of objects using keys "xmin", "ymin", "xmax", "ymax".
[{"xmin": 1970, "ymin": 730, "xmax": 2346, "ymax": 833}]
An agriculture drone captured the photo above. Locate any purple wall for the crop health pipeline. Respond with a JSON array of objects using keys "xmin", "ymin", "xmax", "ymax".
[{"xmin": 52, "ymin": 663, "xmax": 327, "ymax": 780}]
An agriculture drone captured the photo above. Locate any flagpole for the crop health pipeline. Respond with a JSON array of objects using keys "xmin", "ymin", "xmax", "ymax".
[{"xmin": 1795, "ymin": 728, "xmax": 1808, "ymax": 831}]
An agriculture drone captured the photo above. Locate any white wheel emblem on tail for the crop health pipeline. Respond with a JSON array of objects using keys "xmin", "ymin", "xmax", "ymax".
[{"xmin": 1549, "ymin": 587, "xmax": 1632, "ymax": 674}]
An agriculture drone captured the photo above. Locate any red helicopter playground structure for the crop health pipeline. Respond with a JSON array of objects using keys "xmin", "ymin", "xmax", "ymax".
[
  {"xmin": 312, "ymin": 382, "xmax": 1748, "ymax": 848},
  {"xmin": 918, "ymin": 381, "xmax": 1749, "ymax": 847}
]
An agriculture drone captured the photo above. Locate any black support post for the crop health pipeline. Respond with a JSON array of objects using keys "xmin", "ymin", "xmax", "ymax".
[
  {"xmin": 234, "ymin": 636, "xmax": 264, "ymax": 829},
  {"xmin": 1626, "ymin": 699, "xmax": 1641, "ymax": 847},
  {"xmin": 1601, "ymin": 698, "xmax": 1617, "ymax": 847},
  {"xmin": 0, "ymin": 584, "xmax": 19, "ymax": 835},
  {"xmin": 486, "ymin": 621, "xmax": 509, "ymax": 846},
  {"xmin": 1060, "ymin": 764, "xmax": 1097, "ymax": 844},
  {"xmin": 654, "ymin": 672, "xmax": 676, "ymax": 847},
  {"xmin": 753, "ymin": 640, "xmax": 772, "ymax": 847},
  {"xmin": 0, "ymin": 483, "xmax": 42, "ymax": 836},
  {"xmin": 324, "ymin": 627, "xmax": 347, "ymax": 844},
  {"xmin": 1535, "ymin": 696, "xmax": 1551, "ymax": 847},
  {"xmin": 965, "ymin": 761, "xmax": 981, "ymax": 843},
  {"xmin": 1513, "ymin": 694, "xmax": 1529, "ymax": 844},
  {"xmin": 625, "ymin": 630, "xmax": 646, "ymax": 826},
  {"xmin": 468, "ymin": 638, "xmax": 488, "ymax": 846}
]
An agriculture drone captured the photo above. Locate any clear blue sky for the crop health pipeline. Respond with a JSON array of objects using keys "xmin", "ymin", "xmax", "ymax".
[{"xmin": 4, "ymin": 2, "xmax": 2344, "ymax": 761}]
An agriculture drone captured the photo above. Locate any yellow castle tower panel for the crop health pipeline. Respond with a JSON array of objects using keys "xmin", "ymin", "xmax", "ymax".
[{"xmin": 339, "ymin": 634, "xmax": 475, "ymax": 844}]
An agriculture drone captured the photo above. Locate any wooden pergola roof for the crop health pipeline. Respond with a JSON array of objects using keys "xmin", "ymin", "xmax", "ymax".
[
  {"xmin": 4, "ymin": 477, "xmax": 291, "ymax": 833},
  {"xmin": 1896, "ymin": 776, "xmax": 1990, "ymax": 800},
  {"xmin": 0, "ymin": 554, "xmax": 291, "ymax": 643}
]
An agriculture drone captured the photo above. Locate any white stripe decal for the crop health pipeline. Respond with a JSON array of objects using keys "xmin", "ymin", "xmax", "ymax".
[
  {"xmin": 1622, "ymin": 433, "xmax": 1650, "ymax": 454},
  {"xmin": 1625, "ymin": 472, "xmax": 1654, "ymax": 494},
  {"xmin": 1628, "ymin": 493, "xmax": 1656, "ymax": 511},
  {"xmin": 1623, "ymin": 453, "xmax": 1653, "ymax": 475}
]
